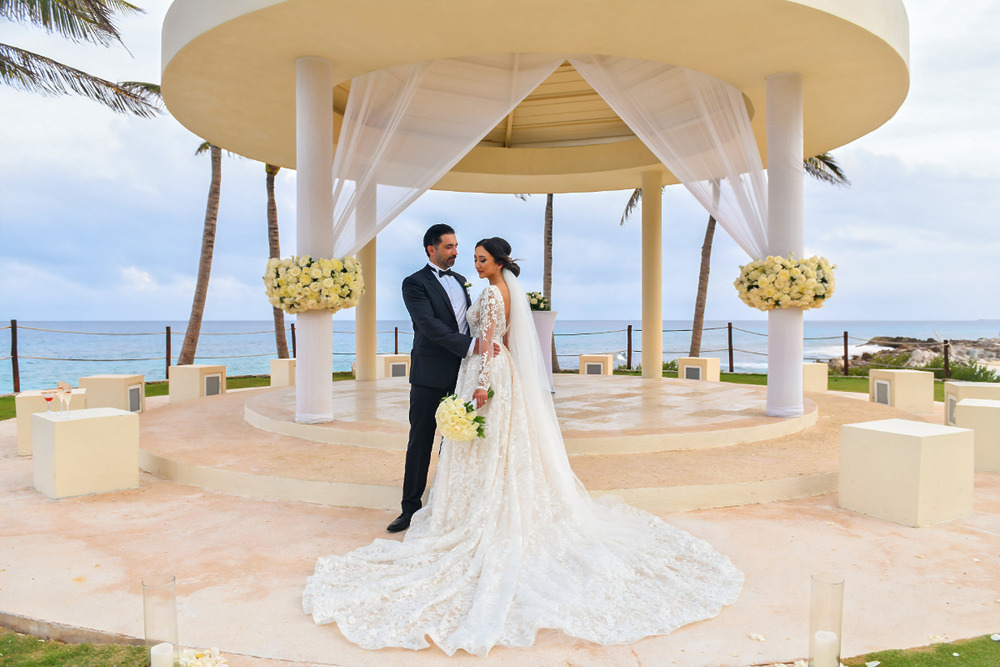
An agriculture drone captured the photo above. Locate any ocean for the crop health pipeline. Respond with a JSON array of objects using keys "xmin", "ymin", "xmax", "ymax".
[{"xmin": 2, "ymin": 319, "xmax": 999, "ymax": 394}]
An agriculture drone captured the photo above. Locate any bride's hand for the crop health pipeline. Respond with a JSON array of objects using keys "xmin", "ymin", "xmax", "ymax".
[{"xmin": 473, "ymin": 388, "xmax": 489, "ymax": 408}]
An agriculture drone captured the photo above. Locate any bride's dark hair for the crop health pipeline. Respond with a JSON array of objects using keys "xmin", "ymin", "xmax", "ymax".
[{"xmin": 475, "ymin": 237, "xmax": 521, "ymax": 277}]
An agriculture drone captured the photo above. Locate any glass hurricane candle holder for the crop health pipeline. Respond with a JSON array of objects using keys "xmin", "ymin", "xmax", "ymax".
[
  {"xmin": 809, "ymin": 572, "xmax": 844, "ymax": 667},
  {"xmin": 142, "ymin": 574, "xmax": 178, "ymax": 667}
]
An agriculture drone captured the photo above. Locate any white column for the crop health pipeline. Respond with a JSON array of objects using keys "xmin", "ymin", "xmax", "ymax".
[
  {"xmin": 295, "ymin": 57, "xmax": 334, "ymax": 423},
  {"xmin": 766, "ymin": 73, "xmax": 804, "ymax": 418},
  {"xmin": 641, "ymin": 170, "xmax": 662, "ymax": 380},
  {"xmin": 355, "ymin": 236, "xmax": 377, "ymax": 380}
]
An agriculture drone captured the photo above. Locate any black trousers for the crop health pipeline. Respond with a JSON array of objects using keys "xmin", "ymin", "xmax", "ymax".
[{"xmin": 401, "ymin": 383, "xmax": 453, "ymax": 515}]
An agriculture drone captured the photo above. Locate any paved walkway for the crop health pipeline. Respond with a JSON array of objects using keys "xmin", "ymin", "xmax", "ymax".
[{"xmin": 0, "ymin": 392, "xmax": 997, "ymax": 666}]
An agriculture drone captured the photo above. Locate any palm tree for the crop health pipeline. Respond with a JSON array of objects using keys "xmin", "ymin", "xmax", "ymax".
[
  {"xmin": 1, "ymin": 0, "xmax": 158, "ymax": 117},
  {"xmin": 621, "ymin": 153, "xmax": 850, "ymax": 356},
  {"xmin": 177, "ymin": 142, "xmax": 222, "ymax": 365},
  {"xmin": 516, "ymin": 193, "xmax": 561, "ymax": 372},
  {"xmin": 266, "ymin": 163, "xmax": 290, "ymax": 358}
]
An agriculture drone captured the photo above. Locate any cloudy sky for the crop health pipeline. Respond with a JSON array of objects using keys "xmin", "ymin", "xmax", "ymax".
[{"xmin": 1, "ymin": 0, "xmax": 998, "ymax": 324}]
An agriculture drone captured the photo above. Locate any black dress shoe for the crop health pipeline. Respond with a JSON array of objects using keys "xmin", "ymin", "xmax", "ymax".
[{"xmin": 386, "ymin": 513, "xmax": 412, "ymax": 533}]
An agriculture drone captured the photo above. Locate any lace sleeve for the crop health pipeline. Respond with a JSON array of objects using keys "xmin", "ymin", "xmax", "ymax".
[{"xmin": 477, "ymin": 286, "xmax": 502, "ymax": 392}]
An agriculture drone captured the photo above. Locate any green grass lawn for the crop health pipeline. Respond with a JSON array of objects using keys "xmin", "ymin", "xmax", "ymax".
[
  {"xmin": 1, "ymin": 627, "xmax": 996, "ymax": 666},
  {"xmin": 0, "ymin": 627, "xmax": 144, "ymax": 666},
  {"xmin": 842, "ymin": 634, "xmax": 1000, "ymax": 666}
]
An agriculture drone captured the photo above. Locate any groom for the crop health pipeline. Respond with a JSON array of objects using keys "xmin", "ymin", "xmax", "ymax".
[{"xmin": 388, "ymin": 224, "xmax": 478, "ymax": 533}]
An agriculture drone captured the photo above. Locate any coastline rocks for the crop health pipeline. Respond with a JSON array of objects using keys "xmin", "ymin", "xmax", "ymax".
[{"xmin": 829, "ymin": 336, "xmax": 1000, "ymax": 372}]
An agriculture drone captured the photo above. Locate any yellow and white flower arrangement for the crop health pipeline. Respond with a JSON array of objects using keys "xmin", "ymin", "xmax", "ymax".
[
  {"xmin": 178, "ymin": 647, "xmax": 228, "ymax": 667},
  {"xmin": 263, "ymin": 255, "xmax": 365, "ymax": 314},
  {"xmin": 527, "ymin": 291, "xmax": 550, "ymax": 311},
  {"xmin": 435, "ymin": 391, "xmax": 492, "ymax": 441},
  {"xmin": 734, "ymin": 253, "xmax": 835, "ymax": 311}
]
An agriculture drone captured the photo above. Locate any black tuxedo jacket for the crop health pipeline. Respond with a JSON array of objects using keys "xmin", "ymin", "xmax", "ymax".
[{"xmin": 402, "ymin": 265, "xmax": 473, "ymax": 389}]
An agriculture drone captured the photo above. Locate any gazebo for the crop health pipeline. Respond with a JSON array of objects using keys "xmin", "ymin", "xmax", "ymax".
[{"xmin": 161, "ymin": 0, "xmax": 909, "ymax": 423}]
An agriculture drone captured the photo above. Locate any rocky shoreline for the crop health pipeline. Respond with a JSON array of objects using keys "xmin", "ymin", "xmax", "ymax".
[{"xmin": 829, "ymin": 336, "xmax": 1000, "ymax": 372}]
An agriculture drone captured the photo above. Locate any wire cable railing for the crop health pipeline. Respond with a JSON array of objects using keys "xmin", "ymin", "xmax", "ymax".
[{"xmin": 2, "ymin": 318, "xmax": 973, "ymax": 393}]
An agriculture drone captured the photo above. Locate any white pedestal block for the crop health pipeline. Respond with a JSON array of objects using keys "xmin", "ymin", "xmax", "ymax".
[
  {"xmin": 270, "ymin": 358, "xmax": 296, "ymax": 387},
  {"xmin": 955, "ymin": 398, "xmax": 1000, "ymax": 472},
  {"xmin": 839, "ymin": 418, "xmax": 973, "ymax": 527},
  {"xmin": 32, "ymin": 408, "xmax": 139, "ymax": 499},
  {"xmin": 678, "ymin": 357, "xmax": 721, "ymax": 382},
  {"xmin": 803, "ymin": 362, "xmax": 829, "ymax": 393},
  {"xmin": 868, "ymin": 369, "xmax": 934, "ymax": 414},
  {"xmin": 78, "ymin": 374, "xmax": 145, "ymax": 413},
  {"xmin": 578, "ymin": 354, "xmax": 614, "ymax": 376},
  {"xmin": 375, "ymin": 354, "xmax": 410, "ymax": 379},
  {"xmin": 15, "ymin": 388, "xmax": 87, "ymax": 456},
  {"xmin": 944, "ymin": 380, "xmax": 1000, "ymax": 425},
  {"xmin": 168, "ymin": 364, "xmax": 227, "ymax": 403}
]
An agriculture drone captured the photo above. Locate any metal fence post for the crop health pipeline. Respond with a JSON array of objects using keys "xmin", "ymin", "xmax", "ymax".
[
  {"xmin": 727, "ymin": 322, "xmax": 734, "ymax": 373},
  {"xmin": 843, "ymin": 331, "xmax": 849, "ymax": 376},
  {"xmin": 10, "ymin": 319, "xmax": 19, "ymax": 393},
  {"xmin": 626, "ymin": 324, "xmax": 633, "ymax": 370},
  {"xmin": 165, "ymin": 326, "xmax": 171, "ymax": 380},
  {"xmin": 394, "ymin": 326, "xmax": 399, "ymax": 355}
]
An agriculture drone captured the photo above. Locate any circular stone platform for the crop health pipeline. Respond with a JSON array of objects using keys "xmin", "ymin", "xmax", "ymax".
[
  {"xmin": 243, "ymin": 375, "xmax": 818, "ymax": 454},
  {"xmin": 131, "ymin": 375, "xmax": 956, "ymax": 514}
]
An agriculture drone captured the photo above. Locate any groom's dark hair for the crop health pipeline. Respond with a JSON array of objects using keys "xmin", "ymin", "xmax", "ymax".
[{"xmin": 423, "ymin": 224, "xmax": 455, "ymax": 256}]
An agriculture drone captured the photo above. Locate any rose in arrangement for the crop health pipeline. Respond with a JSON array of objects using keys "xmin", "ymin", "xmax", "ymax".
[
  {"xmin": 263, "ymin": 255, "xmax": 365, "ymax": 314},
  {"xmin": 734, "ymin": 253, "xmax": 835, "ymax": 311},
  {"xmin": 526, "ymin": 291, "xmax": 550, "ymax": 311},
  {"xmin": 435, "ymin": 390, "xmax": 493, "ymax": 441}
]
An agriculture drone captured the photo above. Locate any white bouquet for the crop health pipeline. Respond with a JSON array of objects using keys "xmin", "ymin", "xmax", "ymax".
[
  {"xmin": 435, "ymin": 390, "xmax": 492, "ymax": 441},
  {"xmin": 526, "ymin": 291, "xmax": 550, "ymax": 311},
  {"xmin": 734, "ymin": 253, "xmax": 835, "ymax": 311},
  {"xmin": 263, "ymin": 255, "xmax": 365, "ymax": 314}
]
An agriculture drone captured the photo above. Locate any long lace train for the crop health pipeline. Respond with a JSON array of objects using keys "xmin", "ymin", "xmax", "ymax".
[{"xmin": 303, "ymin": 277, "xmax": 743, "ymax": 656}]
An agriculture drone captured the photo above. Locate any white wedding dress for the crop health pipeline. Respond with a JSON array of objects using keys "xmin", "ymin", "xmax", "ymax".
[{"xmin": 303, "ymin": 270, "xmax": 743, "ymax": 656}]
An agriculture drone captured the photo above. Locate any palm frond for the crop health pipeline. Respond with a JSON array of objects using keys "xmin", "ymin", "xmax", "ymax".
[
  {"xmin": 118, "ymin": 79, "xmax": 162, "ymax": 110},
  {"xmin": 619, "ymin": 188, "xmax": 642, "ymax": 226},
  {"xmin": 0, "ymin": 42, "xmax": 158, "ymax": 116},
  {"xmin": 194, "ymin": 141, "xmax": 243, "ymax": 159},
  {"xmin": 513, "ymin": 193, "xmax": 529, "ymax": 201},
  {"xmin": 804, "ymin": 152, "xmax": 850, "ymax": 186},
  {"xmin": 0, "ymin": 0, "xmax": 142, "ymax": 46}
]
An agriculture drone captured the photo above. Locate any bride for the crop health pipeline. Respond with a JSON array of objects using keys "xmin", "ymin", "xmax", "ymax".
[{"xmin": 303, "ymin": 237, "xmax": 743, "ymax": 656}]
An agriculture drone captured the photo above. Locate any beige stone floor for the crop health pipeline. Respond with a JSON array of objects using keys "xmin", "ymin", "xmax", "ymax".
[{"xmin": 1, "ymin": 392, "xmax": 998, "ymax": 667}]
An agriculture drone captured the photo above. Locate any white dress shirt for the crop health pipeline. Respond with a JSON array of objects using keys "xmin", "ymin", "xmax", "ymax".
[{"xmin": 428, "ymin": 262, "xmax": 475, "ymax": 357}]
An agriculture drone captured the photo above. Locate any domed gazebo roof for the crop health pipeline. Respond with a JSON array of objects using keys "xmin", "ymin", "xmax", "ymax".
[{"xmin": 162, "ymin": 0, "xmax": 909, "ymax": 193}]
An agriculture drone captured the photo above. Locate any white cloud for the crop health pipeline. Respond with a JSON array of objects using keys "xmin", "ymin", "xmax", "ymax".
[{"xmin": 2, "ymin": 0, "xmax": 999, "ymax": 326}]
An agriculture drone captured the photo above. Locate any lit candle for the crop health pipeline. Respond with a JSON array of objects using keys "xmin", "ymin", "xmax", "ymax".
[
  {"xmin": 150, "ymin": 642, "xmax": 173, "ymax": 667},
  {"xmin": 812, "ymin": 630, "xmax": 839, "ymax": 667}
]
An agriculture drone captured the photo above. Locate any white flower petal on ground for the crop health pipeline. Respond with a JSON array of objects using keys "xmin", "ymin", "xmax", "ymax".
[
  {"xmin": 748, "ymin": 632, "xmax": 766, "ymax": 641},
  {"xmin": 991, "ymin": 633, "xmax": 1000, "ymax": 641},
  {"xmin": 929, "ymin": 634, "xmax": 947, "ymax": 643},
  {"xmin": 865, "ymin": 661, "xmax": 881, "ymax": 667}
]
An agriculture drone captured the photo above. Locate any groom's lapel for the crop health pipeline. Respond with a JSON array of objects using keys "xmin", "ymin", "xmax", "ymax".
[
  {"xmin": 423, "ymin": 265, "xmax": 459, "ymax": 328},
  {"xmin": 455, "ymin": 273, "xmax": 472, "ymax": 309}
]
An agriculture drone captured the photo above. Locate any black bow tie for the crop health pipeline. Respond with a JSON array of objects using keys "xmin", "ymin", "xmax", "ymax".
[{"xmin": 436, "ymin": 268, "xmax": 455, "ymax": 278}]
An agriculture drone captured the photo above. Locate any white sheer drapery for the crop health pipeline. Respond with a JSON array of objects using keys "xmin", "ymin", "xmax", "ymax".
[
  {"xmin": 568, "ymin": 55, "xmax": 768, "ymax": 259},
  {"xmin": 330, "ymin": 54, "xmax": 565, "ymax": 257}
]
